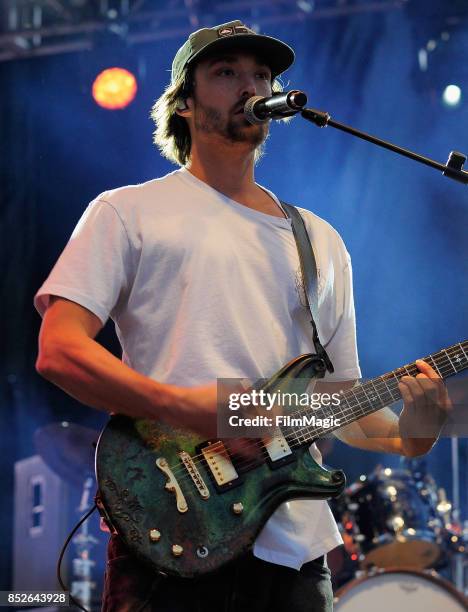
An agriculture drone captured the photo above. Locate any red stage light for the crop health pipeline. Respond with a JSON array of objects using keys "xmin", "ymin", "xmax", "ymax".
[{"xmin": 92, "ymin": 67, "xmax": 137, "ymax": 110}]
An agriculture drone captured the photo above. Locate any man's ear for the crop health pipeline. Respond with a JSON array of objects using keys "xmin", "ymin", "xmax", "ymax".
[{"xmin": 175, "ymin": 97, "xmax": 193, "ymax": 117}]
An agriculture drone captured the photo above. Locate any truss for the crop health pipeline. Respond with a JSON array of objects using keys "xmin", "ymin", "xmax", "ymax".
[{"xmin": 0, "ymin": 0, "xmax": 406, "ymax": 62}]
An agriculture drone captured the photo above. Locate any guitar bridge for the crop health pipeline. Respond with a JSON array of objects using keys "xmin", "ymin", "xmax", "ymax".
[
  {"xmin": 179, "ymin": 451, "xmax": 210, "ymax": 500},
  {"xmin": 156, "ymin": 457, "xmax": 188, "ymax": 513}
]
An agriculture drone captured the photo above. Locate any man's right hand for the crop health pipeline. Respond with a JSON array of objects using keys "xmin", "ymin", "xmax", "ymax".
[
  {"xmin": 172, "ymin": 383, "xmax": 220, "ymax": 440},
  {"xmin": 173, "ymin": 383, "xmax": 262, "ymax": 462}
]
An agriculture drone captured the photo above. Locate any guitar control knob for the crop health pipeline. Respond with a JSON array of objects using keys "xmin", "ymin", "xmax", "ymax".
[
  {"xmin": 149, "ymin": 529, "xmax": 161, "ymax": 542},
  {"xmin": 232, "ymin": 502, "xmax": 244, "ymax": 515},
  {"xmin": 172, "ymin": 544, "xmax": 184, "ymax": 557}
]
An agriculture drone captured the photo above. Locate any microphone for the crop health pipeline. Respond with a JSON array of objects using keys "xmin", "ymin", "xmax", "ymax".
[{"xmin": 244, "ymin": 90, "xmax": 308, "ymax": 125}]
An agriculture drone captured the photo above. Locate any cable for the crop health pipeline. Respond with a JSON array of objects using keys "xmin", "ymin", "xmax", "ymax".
[{"xmin": 56, "ymin": 502, "xmax": 98, "ymax": 612}]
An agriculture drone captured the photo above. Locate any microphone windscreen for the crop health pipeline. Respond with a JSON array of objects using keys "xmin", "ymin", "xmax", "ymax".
[{"xmin": 244, "ymin": 96, "xmax": 269, "ymax": 125}]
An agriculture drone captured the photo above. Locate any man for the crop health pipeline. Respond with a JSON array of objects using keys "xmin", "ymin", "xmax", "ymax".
[{"xmin": 35, "ymin": 20, "xmax": 450, "ymax": 612}]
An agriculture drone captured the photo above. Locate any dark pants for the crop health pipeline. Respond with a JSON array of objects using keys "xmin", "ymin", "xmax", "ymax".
[{"xmin": 101, "ymin": 535, "xmax": 333, "ymax": 612}]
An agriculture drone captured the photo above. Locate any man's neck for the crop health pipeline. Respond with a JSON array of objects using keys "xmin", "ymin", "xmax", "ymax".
[
  {"xmin": 185, "ymin": 139, "xmax": 257, "ymax": 199},
  {"xmin": 184, "ymin": 138, "xmax": 286, "ymax": 218}
]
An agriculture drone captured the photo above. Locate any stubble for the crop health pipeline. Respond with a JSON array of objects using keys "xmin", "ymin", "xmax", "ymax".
[{"xmin": 193, "ymin": 100, "xmax": 268, "ymax": 147}]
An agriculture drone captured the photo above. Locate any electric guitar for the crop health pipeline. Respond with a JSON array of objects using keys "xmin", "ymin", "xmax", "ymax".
[{"xmin": 95, "ymin": 340, "xmax": 467, "ymax": 577}]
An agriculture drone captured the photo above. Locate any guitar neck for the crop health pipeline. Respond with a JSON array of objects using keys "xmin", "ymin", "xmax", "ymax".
[{"xmin": 285, "ymin": 340, "xmax": 468, "ymax": 444}]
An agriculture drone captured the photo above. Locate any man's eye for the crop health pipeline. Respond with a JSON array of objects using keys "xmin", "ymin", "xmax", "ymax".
[
  {"xmin": 256, "ymin": 72, "xmax": 270, "ymax": 80},
  {"xmin": 217, "ymin": 68, "xmax": 235, "ymax": 76}
]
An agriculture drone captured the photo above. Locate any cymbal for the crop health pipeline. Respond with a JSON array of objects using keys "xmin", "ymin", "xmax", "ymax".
[{"xmin": 35, "ymin": 421, "xmax": 98, "ymax": 486}]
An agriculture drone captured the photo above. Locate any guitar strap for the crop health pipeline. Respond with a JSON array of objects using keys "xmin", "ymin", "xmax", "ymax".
[{"xmin": 280, "ymin": 201, "xmax": 334, "ymax": 374}]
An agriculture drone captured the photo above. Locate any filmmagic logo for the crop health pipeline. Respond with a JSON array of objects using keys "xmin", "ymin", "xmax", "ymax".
[{"xmin": 228, "ymin": 414, "xmax": 341, "ymax": 428}]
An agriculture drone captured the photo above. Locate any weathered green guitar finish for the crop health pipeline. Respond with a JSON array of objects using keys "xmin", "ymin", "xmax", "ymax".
[
  {"xmin": 96, "ymin": 354, "xmax": 345, "ymax": 577},
  {"xmin": 96, "ymin": 340, "xmax": 468, "ymax": 577},
  {"xmin": 97, "ymin": 416, "xmax": 343, "ymax": 577}
]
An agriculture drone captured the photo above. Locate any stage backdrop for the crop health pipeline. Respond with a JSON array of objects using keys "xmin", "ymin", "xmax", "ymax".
[{"xmin": 1, "ymin": 4, "xmax": 467, "ymax": 592}]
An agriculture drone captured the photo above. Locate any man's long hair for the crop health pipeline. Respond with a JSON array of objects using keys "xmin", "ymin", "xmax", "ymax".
[{"xmin": 150, "ymin": 66, "xmax": 284, "ymax": 166}]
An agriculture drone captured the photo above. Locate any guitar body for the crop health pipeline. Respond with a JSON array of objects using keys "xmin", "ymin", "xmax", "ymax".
[
  {"xmin": 95, "ymin": 338, "xmax": 468, "ymax": 577},
  {"xmin": 96, "ymin": 415, "xmax": 345, "ymax": 578},
  {"xmin": 96, "ymin": 353, "xmax": 345, "ymax": 578}
]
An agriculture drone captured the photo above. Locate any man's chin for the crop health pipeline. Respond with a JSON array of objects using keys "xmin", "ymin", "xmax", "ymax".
[
  {"xmin": 226, "ymin": 119, "xmax": 268, "ymax": 145},
  {"xmin": 235, "ymin": 114, "xmax": 265, "ymax": 129}
]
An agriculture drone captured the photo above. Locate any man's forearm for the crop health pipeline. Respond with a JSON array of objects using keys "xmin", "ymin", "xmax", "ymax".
[
  {"xmin": 370, "ymin": 418, "xmax": 438, "ymax": 457},
  {"xmin": 336, "ymin": 408, "xmax": 437, "ymax": 457},
  {"xmin": 396, "ymin": 418, "xmax": 439, "ymax": 457},
  {"xmin": 36, "ymin": 333, "xmax": 182, "ymax": 422}
]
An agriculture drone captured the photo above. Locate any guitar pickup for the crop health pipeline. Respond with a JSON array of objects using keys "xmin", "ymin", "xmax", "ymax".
[
  {"xmin": 263, "ymin": 432, "xmax": 295, "ymax": 470},
  {"xmin": 200, "ymin": 441, "xmax": 239, "ymax": 490}
]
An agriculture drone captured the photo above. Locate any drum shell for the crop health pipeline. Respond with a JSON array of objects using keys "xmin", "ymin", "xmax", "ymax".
[
  {"xmin": 334, "ymin": 568, "xmax": 468, "ymax": 612},
  {"xmin": 347, "ymin": 470, "xmax": 444, "ymax": 569}
]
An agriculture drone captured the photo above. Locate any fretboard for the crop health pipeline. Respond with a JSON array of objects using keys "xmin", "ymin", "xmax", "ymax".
[{"xmin": 281, "ymin": 340, "xmax": 468, "ymax": 445}]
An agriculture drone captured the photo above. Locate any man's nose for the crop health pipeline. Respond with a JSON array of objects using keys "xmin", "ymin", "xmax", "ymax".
[{"xmin": 238, "ymin": 74, "xmax": 258, "ymax": 99}]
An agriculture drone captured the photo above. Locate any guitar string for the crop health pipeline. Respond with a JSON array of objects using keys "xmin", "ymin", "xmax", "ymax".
[
  {"xmin": 163, "ymin": 345, "xmax": 458, "ymax": 471},
  {"xmin": 164, "ymin": 371, "xmax": 458, "ymax": 488},
  {"xmin": 164, "ymin": 348, "xmax": 465, "ymax": 483},
  {"xmin": 246, "ymin": 343, "xmax": 467, "ymax": 452},
  {"xmin": 163, "ymin": 346, "xmax": 466, "ymax": 482},
  {"xmin": 236, "ymin": 354, "xmax": 466, "ymax": 475},
  {"xmin": 166, "ymin": 374, "xmax": 454, "ymax": 485},
  {"xmin": 285, "ymin": 347, "xmax": 459, "ymax": 445},
  {"xmin": 160, "ymin": 344, "xmax": 466, "ymax": 482}
]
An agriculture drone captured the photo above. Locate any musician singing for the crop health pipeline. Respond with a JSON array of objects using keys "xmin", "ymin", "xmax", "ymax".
[{"xmin": 35, "ymin": 20, "xmax": 451, "ymax": 612}]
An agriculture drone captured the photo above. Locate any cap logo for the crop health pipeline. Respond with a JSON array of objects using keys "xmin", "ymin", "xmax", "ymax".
[
  {"xmin": 218, "ymin": 27, "xmax": 234, "ymax": 37},
  {"xmin": 217, "ymin": 25, "xmax": 251, "ymax": 38}
]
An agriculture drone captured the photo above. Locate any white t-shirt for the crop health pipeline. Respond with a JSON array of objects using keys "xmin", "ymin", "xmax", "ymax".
[{"xmin": 34, "ymin": 167, "xmax": 361, "ymax": 570}]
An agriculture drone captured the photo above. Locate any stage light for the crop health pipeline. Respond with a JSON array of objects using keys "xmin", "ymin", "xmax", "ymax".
[
  {"xmin": 442, "ymin": 84, "xmax": 462, "ymax": 107},
  {"xmin": 92, "ymin": 67, "xmax": 137, "ymax": 110}
]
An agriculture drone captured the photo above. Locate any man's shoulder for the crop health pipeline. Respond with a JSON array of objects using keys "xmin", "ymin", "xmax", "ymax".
[
  {"xmin": 94, "ymin": 169, "xmax": 182, "ymax": 212},
  {"xmin": 285, "ymin": 204, "xmax": 351, "ymax": 271},
  {"xmin": 294, "ymin": 205, "xmax": 347, "ymax": 250}
]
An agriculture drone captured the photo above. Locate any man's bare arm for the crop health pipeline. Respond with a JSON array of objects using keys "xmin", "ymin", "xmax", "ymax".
[
  {"xmin": 35, "ymin": 296, "xmax": 218, "ymax": 437},
  {"xmin": 334, "ymin": 406, "xmax": 406, "ymax": 455},
  {"xmin": 328, "ymin": 364, "xmax": 451, "ymax": 458}
]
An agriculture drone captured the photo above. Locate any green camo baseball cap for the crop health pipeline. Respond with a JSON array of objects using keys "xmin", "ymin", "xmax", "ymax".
[{"xmin": 171, "ymin": 20, "xmax": 295, "ymax": 84}]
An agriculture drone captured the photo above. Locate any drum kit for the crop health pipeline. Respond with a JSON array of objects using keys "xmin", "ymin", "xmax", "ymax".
[
  {"xmin": 328, "ymin": 462, "xmax": 468, "ymax": 610},
  {"xmin": 35, "ymin": 423, "xmax": 468, "ymax": 610}
]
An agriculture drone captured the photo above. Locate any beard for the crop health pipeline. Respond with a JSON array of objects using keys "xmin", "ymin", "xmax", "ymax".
[{"xmin": 193, "ymin": 99, "xmax": 268, "ymax": 148}]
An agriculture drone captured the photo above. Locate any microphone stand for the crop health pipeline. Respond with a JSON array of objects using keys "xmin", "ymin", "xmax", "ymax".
[
  {"xmin": 296, "ymin": 103, "xmax": 467, "ymax": 594},
  {"xmin": 299, "ymin": 108, "xmax": 468, "ymax": 185}
]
